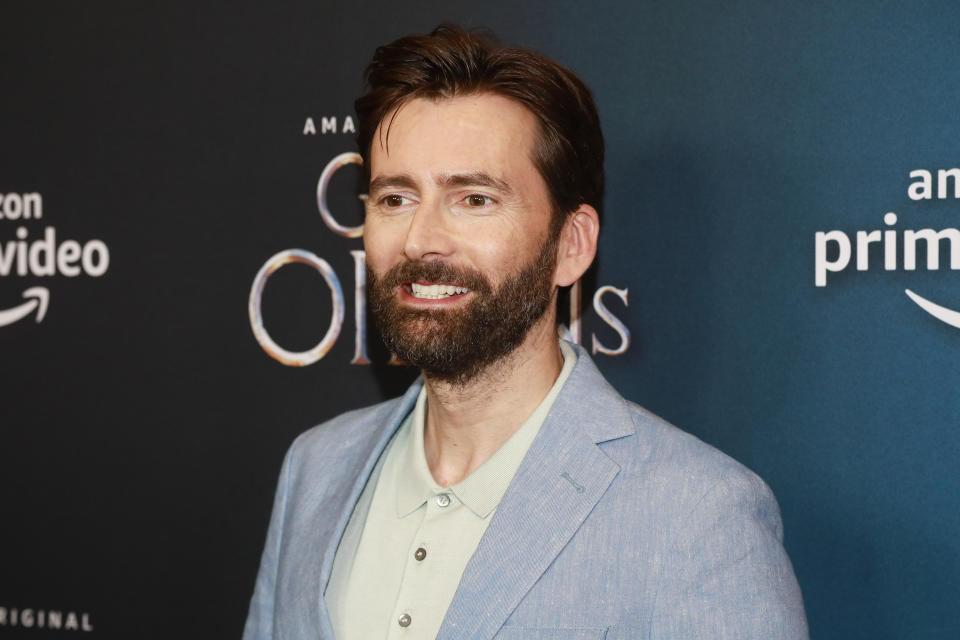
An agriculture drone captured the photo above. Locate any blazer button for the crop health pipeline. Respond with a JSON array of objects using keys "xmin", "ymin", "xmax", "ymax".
[
  {"xmin": 398, "ymin": 613, "xmax": 412, "ymax": 628},
  {"xmin": 414, "ymin": 547, "xmax": 427, "ymax": 561}
]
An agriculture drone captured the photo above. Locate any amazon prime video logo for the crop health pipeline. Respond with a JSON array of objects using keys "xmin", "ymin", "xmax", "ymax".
[
  {"xmin": 0, "ymin": 191, "xmax": 110, "ymax": 328},
  {"xmin": 815, "ymin": 168, "xmax": 960, "ymax": 329}
]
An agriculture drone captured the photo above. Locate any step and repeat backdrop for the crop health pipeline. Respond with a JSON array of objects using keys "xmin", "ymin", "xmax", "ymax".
[{"xmin": 2, "ymin": 2, "xmax": 958, "ymax": 638}]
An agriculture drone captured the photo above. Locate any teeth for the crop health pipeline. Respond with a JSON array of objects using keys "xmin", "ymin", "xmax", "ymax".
[{"xmin": 411, "ymin": 283, "xmax": 470, "ymax": 299}]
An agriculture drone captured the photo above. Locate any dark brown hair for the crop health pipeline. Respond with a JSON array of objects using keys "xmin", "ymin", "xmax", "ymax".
[{"xmin": 355, "ymin": 25, "xmax": 604, "ymax": 229}]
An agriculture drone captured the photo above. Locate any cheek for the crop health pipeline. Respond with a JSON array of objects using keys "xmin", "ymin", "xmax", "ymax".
[
  {"xmin": 469, "ymin": 233, "xmax": 532, "ymax": 274},
  {"xmin": 362, "ymin": 221, "xmax": 399, "ymax": 272}
]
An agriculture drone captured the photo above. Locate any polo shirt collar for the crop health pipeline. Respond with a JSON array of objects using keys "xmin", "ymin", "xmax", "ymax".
[{"xmin": 394, "ymin": 341, "xmax": 577, "ymax": 519}]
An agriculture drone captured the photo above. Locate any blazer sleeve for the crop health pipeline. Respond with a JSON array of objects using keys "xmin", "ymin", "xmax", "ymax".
[
  {"xmin": 242, "ymin": 442, "xmax": 296, "ymax": 640},
  {"xmin": 648, "ymin": 467, "xmax": 809, "ymax": 639}
]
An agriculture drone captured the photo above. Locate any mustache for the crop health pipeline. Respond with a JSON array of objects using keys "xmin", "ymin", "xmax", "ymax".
[{"xmin": 370, "ymin": 260, "xmax": 492, "ymax": 293}]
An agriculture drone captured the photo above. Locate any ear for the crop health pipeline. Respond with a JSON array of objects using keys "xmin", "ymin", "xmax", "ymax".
[{"xmin": 553, "ymin": 203, "xmax": 599, "ymax": 287}]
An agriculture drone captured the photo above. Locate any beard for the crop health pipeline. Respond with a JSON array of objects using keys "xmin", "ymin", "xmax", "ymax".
[{"xmin": 367, "ymin": 235, "xmax": 559, "ymax": 385}]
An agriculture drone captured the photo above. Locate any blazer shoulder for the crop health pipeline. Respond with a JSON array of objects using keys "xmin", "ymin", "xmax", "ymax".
[
  {"xmin": 563, "ymin": 346, "xmax": 773, "ymax": 508},
  {"xmin": 627, "ymin": 400, "xmax": 759, "ymax": 469},
  {"xmin": 614, "ymin": 400, "xmax": 780, "ymax": 520},
  {"xmin": 284, "ymin": 395, "xmax": 410, "ymax": 472},
  {"xmin": 615, "ymin": 406, "xmax": 807, "ymax": 637}
]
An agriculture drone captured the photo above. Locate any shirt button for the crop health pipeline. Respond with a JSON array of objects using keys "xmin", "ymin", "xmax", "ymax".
[
  {"xmin": 414, "ymin": 547, "xmax": 427, "ymax": 561},
  {"xmin": 398, "ymin": 613, "xmax": 412, "ymax": 627},
  {"xmin": 436, "ymin": 494, "xmax": 451, "ymax": 507}
]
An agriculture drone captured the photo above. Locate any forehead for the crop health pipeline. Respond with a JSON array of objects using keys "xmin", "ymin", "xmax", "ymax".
[{"xmin": 369, "ymin": 93, "xmax": 540, "ymax": 182}]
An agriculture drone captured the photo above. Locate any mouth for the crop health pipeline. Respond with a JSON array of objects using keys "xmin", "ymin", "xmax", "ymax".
[{"xmin": 406, "ymin": 281, "xmax": 472, "ymax": 301}]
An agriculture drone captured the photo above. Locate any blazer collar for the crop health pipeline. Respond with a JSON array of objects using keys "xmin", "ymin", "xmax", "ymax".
[
  {"xmin": 554, "ymin": 341, "xmax": 636, "ymax": 444},
  {"xmin": 437, "ymin": 342, "xmax": 636, "ymax": 639}
]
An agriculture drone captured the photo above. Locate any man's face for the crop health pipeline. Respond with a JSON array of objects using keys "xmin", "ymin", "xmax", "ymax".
[{"xmin": 364, "ymin": 94, "xmax": 560, "ymax": 384}]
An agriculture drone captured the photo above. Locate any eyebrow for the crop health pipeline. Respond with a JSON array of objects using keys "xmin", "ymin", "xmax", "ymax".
[
  {"xmin": 368, "ymin": 171, "xmax": 513, "ymax": 196},
  {"xmin": 437, "ymin": 171, "xmax": 513, "ymax": 195},
  {"xmin": 368, "ymin": 174, "xmax": 418, "ymax": 194}
]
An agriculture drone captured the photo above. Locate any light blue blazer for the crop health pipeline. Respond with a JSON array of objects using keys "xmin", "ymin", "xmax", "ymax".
[{"xmin": 244, "ymin": 344, "xmax": 808, "ymax": 639}]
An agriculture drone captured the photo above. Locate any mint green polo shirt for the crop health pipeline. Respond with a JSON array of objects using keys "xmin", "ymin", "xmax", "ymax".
[{"xmin": 325, "ymin": 341, "xmax": 576, "ymax": 640}]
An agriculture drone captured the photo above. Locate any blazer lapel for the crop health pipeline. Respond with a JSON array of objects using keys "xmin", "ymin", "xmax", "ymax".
[
  {"xmin": 310, "ymin": 380, "xmax": 424, "ymax": 638},
  {"xmin": 437, "ymin": 346, "xmax": 635, "ymax": 640}
]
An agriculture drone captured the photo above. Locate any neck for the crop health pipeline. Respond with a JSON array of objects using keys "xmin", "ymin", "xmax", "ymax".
[{"xmin": 421, "ymin": 313, "xmax": 564, "ymax": 487}]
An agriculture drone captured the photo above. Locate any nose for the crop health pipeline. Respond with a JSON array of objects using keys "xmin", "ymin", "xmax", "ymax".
[{"xmin": 402, "ymin": 197, "xmax": 454, "ymax": 262}]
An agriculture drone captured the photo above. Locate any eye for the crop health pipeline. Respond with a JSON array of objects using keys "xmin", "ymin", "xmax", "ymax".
[
  {"xmin": 381, "ymin": 194, "xmax": 410, "ymax": 207},
  {"xmin": 464, "ymin": 194, "xmax": 493, "ymax": 207}
]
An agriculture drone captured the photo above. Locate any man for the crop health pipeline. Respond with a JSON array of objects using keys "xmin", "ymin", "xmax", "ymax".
[{"xmin": 244, "ymin": 25, "xmax": 808, "ymax": 640}]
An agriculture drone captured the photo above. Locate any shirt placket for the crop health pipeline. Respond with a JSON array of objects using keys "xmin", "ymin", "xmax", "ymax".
[{"xmin": 387, "ymin": 489, "xmax": 460, "ymax": 639}]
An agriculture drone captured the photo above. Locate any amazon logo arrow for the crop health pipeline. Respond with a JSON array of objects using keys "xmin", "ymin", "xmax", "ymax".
[
  {"xmin": 0, "ymin": 287, "xmax": 50, "ymax": 328},
  {"xmin": 905, "ymin": 289, "xmax": 960, "ymax": 329}
]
